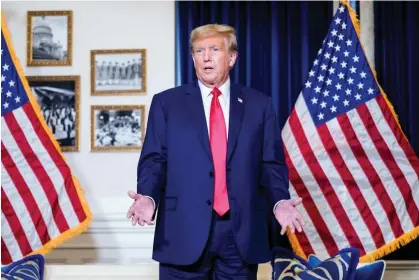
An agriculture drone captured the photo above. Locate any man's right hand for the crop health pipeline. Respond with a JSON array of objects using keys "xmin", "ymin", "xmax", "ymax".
[{"xmin": 126, "ymin": 190, "xmax": 155, "ymax": 226}]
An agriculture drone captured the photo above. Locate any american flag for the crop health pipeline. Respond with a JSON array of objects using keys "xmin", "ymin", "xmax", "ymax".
[
  {"xmin": 282, "ymin": 2, "xmax": 419, "ymax": 262},
  {"xmin": 1, "ymin": 17, "xmax": 91, "ymax": 265}
]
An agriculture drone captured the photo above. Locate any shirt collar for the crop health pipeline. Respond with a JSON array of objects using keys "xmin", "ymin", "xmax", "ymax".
[{"xmin": 198, "ymin": 77, "xmax": 230, "ymax": 100}]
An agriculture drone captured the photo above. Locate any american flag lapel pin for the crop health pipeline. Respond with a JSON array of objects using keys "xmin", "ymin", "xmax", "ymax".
[{"xmin": 238, "ymin": 97, "xmax": 243, "ymax": 103}]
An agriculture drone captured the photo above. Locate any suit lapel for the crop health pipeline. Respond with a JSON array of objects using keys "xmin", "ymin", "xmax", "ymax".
[
  {"xmin": 227, "ymin": 83, "xmax": 244, "ymax": 164},
  {"xmin": 184, "ymin": 81, "xmax": 244, "ymax": 164},
  {"xmin": 184, "ymin": 82, "xmax": 212, "ymax": 161}
]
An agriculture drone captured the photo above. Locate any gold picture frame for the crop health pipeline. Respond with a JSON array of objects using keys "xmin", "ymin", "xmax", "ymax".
[
  {"xmin": 27, "ymin": 75, "xmax": 80, "ymax": 152},
  {"xmin": 90, "ymin": 49, "xmax": 147, "ymax": 96},
  {"xmin": 27, "ymin": 10, "xmax": 73, "ymax": 66},
  {"xmin": 90, "ymin": 105, "xmax": 146, "ymax": 152}
]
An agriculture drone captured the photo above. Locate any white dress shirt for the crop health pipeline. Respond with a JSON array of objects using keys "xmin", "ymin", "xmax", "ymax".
[{"xmin": 197, "ymin": 78, "xmax": 230, "ymax": 138}]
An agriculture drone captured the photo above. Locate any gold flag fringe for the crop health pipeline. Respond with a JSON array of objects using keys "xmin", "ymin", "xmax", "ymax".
[
  {"xmin": 286, "ymin": 0, "xmax": 419, "ymax": 263},
  {"xmin": 1, "ymin": 12, "xmax": 92, "ymax": 263},
  {"xmin": 287, "ymin": 229, "xmax": 307, "ymax": 260}
]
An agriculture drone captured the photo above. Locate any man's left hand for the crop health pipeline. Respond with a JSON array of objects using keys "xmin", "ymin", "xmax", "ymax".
[{"xmin": 274, "ymin": 197, "xmax": 305, "ymax": 235}]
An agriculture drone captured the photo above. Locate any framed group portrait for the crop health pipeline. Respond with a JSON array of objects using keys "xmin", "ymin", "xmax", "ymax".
[
  {"xmin": 27, "ymin": 75, "xmax": 80, "ymax": 152},
  {"xmin": 27, "ymin": 10, "xmax": 73, "ymax": 66},
  {"xmin": 90, "ymin": 105, "xmax": 146, "ymax": 152},
  {"xmin": 90, "ymin": 49, "xmax": 147, "ymax": 96}
]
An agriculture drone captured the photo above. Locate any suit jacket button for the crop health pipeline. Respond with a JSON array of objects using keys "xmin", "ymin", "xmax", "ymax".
[
  {"xmin": 206, "ymin": 200, "xmax": 212, "ymax": 206},
  {"xmin": 209, "ymin": 171, "xmax": 214, "ymax": 177}
]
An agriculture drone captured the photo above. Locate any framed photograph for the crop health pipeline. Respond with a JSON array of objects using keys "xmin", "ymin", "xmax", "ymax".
[
  {"xmin": 90, "ymin": 105, "xmax": 146, "ymax": 152},
  {"xmin": 27, "ymin": 11, "xmax": 72, "ymax": 66},
  {"xmin": 27, "ymin": 75, "xmax": 80, "ymax": 152},
  {"xmin": 90, "ymin": 49, "xmax": 146, "ymax": 96}
]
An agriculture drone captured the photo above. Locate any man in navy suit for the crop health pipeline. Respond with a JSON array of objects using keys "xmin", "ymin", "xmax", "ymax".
[{"xmin": 127, "ymin": 23, "xmax": 304, "ymax": 279}]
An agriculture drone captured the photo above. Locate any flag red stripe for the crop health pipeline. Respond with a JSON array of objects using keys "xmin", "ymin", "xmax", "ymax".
[
  {"xmin": 1, "ymin": 142, "xmax": 51, "ymax": 245},
  {"xmin": 289, "ymin": 110, "xmax": 366, "ymax": 255},
  {"xmin": 376, "ymin": 95, "xmax": 419, "ymax": 179},
  {"xmin": 1, "ymin": 188, "xmax": 33, "ymax": 257},
  {"xmin": 284, "ymin": 139, "xmax": 339, "ymax": 256},
  {"xmin": 337, "ymin": 114, "xmax": 404, "ymax": 237},
  {"xmin": 23, "ymin": 104, "xmax": 87, "ymax": 223},
  {"xmin": 316, "ymin": 124, "xmax": 385, "ymax": 248},
  {"xmin": 4, "ymin": 112, "xmax": 70, "ymax": 233},
  {"xmin": 1, "ymin": 238, "xmax": 13, "ymax": 265},
  {"xmin": 357, "ymin": 104, "xmax": 419, "ymax": 224}
]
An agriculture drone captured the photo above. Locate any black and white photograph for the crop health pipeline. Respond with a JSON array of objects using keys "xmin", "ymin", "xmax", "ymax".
[
  {"xmin": 27, "ymin": 76, "xmax": 80, "ymax": 152},
  {"xmin": 90, "ymin": 105, "xmax": 145, "ymax": 152},
  {"xmin": 27, "ymin": 11, "xmax": 72, "ymax": 66},
  {"xmin": 90, "ymin": 49, "xmax": 146, "ymax": 95}
]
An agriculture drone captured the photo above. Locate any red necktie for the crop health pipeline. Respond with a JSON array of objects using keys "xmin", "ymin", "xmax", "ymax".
[{"xmin": 209, "ymin": 87, "xmax": 229, "ymax": 216}]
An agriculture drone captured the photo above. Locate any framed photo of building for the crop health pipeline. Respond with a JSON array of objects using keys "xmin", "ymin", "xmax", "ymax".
[
  {"xmin": 27, "ymin": 75, "xmax": 80, "ymax": 152},
  {"xmin": 27, "ymin": 10, "xmax": 72, "ymax": 66},
  {"xmin": 90, "ymin": 49, "xmax": 146, "ymax": 96},
  {"xmin": 90, "ymin": 105, "xmax": 146, "ymax": 152}
]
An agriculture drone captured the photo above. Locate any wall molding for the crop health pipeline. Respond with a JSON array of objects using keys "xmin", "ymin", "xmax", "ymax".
[
  {"xmin": 44, "ymin": 264, "xmax": 159, "ymax": 280},
  {"xmin": 84, "ymin": 214, "xmax": 155, "ymax": 235},
  {"xmin": 44, "ymin": 198, "xmax": 156, "ymax": 264},
  {"xmin": 43, "ymin": 261, "xmax": 419, "ymax": 280}
]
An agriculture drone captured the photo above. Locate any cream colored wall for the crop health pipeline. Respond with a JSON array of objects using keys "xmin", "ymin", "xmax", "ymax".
[
  {"xmin": 2, "ymin": 0, "xmax": 175, "ymax": 200},
  {"xmin": 1, "ymin": 0, "xmax": 174, "ymax": 264},
  {"xmin": 359, "ymin": 1, "xmax": 375, "ymax": 68}
]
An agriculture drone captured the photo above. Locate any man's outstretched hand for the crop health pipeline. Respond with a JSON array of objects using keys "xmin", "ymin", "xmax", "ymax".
[
  {"xmin": 126, "ymin": 190, "xmax": 155, "ymax": 226},
  {"xmin": 274, "ymin": 197, "xmax": 305, "ymax": 235}
]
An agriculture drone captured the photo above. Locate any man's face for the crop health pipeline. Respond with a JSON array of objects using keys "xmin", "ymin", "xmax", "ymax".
[{"xmin": 192, "ymin": 35, "xmax": 237, "ymax": 88}]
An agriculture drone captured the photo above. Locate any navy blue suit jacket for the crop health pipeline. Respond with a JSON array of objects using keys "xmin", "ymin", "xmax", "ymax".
[{"xmin": 136, "ymin": 81, "xmax": 290, "ymax": 266}]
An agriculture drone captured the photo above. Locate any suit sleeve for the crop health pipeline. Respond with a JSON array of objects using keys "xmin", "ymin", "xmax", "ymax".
[
  {"xmin": 136, "ymin": 94, "xmax": 167, "ymax": 210},
  {"xmin": 260, "ymin": 97, "xmax": 291, "ymax": 209}
]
